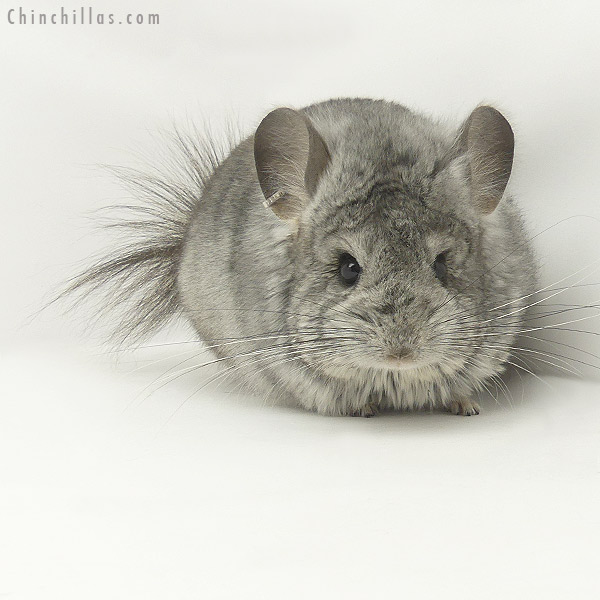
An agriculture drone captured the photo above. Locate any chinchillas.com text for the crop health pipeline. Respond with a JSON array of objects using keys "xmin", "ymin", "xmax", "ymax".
[{"xmin": 7, "ymin": 7, "xmax": 160, "ymax": 26}]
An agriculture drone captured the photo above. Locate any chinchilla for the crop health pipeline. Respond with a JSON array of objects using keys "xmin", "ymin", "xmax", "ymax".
[{"xmin": 65, "ymin": 98, "xmax": 537, "ymax": 416}]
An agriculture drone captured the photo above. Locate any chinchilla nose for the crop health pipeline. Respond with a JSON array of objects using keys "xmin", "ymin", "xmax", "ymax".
[
  {"xmin": 386, "ymin": 347, "xmax": 413, "ymax": 360},
  {"xmin": 385, "ymin": 346, "xmax": 416, "ymax": 367}
]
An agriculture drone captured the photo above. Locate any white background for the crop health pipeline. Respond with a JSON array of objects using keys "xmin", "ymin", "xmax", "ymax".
[{"xmin": 2, "ymin": 1, "xmax": 600, "ymax": 598}]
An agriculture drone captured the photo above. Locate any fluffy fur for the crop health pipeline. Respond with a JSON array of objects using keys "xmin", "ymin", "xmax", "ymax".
[{"xmin": 68, "ymin": 98, "xmax": 537, "ymax": 415}]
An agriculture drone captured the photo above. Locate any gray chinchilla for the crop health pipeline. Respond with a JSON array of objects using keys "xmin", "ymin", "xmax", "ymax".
[{"xmin": 66, "ymin": 98, "xmax": 537, "ymax": 416}]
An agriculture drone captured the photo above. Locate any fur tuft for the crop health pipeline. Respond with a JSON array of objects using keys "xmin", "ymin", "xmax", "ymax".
[{"xmin": 58, "ymin": 126, "xmax": 235, "ymax": 346}]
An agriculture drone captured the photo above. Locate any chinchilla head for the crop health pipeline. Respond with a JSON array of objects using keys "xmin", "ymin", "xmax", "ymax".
[{"xmin": 254, "ymin": 102, "xmax": 517, "ymax": 380}]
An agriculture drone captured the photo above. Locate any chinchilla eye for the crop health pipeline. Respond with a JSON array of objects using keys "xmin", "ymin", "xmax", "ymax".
[
  {"xmin": 433, "ymin": 252, "xmax": 448, "ymax": 283},
  {"xmin": 339, "ymin": 253, "xmax": 361, "ymax": 285}
]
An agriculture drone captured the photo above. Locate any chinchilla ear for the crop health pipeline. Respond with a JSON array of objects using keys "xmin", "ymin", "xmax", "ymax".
[
  {"xmin": 456, "ymin": 106, "xmax": 514, "ymax": 214},
  {"xmin": 254, "ymin": 107, "xmax": 330, "ymax": 222}
]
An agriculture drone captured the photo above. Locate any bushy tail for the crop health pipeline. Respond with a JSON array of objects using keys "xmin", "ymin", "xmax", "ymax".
[{"xmin": 58, "ymin": 127, "xmax": 234, "ymax": 346}]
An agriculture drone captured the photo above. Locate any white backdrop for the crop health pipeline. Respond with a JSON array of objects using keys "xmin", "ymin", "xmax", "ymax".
[{"xmin": 2, "ymin": 1, "xmax": 600, "ymax": 598}]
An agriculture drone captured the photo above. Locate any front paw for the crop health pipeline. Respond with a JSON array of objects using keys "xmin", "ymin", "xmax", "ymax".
[
  {"xmin": 448, "ymin": 398, "xmax": 480, "ymax": 416},
  {"xmin": 349, "ymin": 401, "xmax": 380, "ymax": 418}
]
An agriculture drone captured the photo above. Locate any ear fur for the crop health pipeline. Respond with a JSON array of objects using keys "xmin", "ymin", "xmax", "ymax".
[
  {"xmin": 254, "ymin": 108, "xmax": 330, "ymax": 222},
  {"xmin": 456, "ymin": 105, "xmax": 514, "ymax": 214}
]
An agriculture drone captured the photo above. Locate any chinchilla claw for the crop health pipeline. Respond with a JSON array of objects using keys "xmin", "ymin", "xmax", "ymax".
[{"xmin": 449, "ymin": 398, "xmax": 481, "ymax": 416}]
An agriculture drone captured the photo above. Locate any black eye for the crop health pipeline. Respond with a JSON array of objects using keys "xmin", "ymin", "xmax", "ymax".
[
  {"xmin": 432, "ymin": 252, "xmax": 448, "ymax": 283},
  {"xmin": 339, "ymin": 253, "xmax": 361, "ymax": 285}
]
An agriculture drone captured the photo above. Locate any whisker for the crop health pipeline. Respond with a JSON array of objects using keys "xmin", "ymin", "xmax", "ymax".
[
  {"xmin": 158, "ymin": 343, "xmax": 353, "ymax": 427},
  {"xmin": 444, "ymin": 310, "xmax": 600, "ymax": 340},
  {"xmin": 430, "ymin": 259, "xmax": 600, "ymax": 331},
  {"xmin": 137, "ymin": 335, "xmax": 361, "ymax": 407},
  {"xmin": 438, "ymin": 337, "xmax": 589, "ymax": 377},
  {"xmin": 430, "ymin": 215, "xmax": 600, "ymax": 316},
  {"xmin": 517, "ymin": 333, "xmax": 600, "ymax": 363}
]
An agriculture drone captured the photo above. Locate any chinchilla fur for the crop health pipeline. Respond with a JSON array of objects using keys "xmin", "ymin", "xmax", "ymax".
[{"xmin": 66, "ymin": 98, "xmax": 537, "ymax": 416}]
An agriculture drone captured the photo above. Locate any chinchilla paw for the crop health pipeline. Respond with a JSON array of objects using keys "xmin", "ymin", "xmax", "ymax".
[
  {"xmin": 349, "ymin": 402, "xmax": 380, "ymax": 418},
  {"xmin": 448, "ymin": 398, "xmax": 480, "ymax": 416}
]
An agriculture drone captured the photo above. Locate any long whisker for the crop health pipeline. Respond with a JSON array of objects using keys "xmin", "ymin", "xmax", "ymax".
[
  {"xmin": 136, "ymin": 334, "xmax": 361, "ymax": 407},
  {"xmin": 445, "ymin": 309, "xmax": 600, "ymax": 340},
  {"xmin": 439, "ymin": 337, "xmax": 591, "ymax": 375},
  {"xmin": 517, "ymin": 333, "xmax": 600, "ymax": 363},
  {"xmin": 429, "ymin": 257, "xmax": 600, "ymax": 331},
  {"xmin": 158, "ymin": 343, "xmax": 355, "ymax": 427},
  {"xmin": 430, "ymin": 214, "xmax": 600, "ymax": 316}
]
